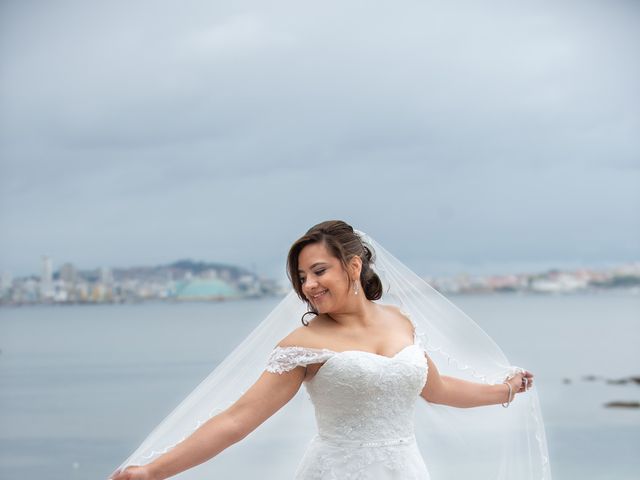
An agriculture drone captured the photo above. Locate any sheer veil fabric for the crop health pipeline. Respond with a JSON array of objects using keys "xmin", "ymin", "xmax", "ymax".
[{"xmin": 114, "ymin": 230, "xmax": 552, "ymax": 479}]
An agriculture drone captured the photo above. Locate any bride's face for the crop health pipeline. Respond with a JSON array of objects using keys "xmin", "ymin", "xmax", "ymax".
[{"xmin": 298, "ymin": 242, "xmax": 353, "ymax": 313}]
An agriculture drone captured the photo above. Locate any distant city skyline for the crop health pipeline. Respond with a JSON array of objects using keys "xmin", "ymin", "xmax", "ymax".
[
  {"xmin": 1, "ymin": 1, "xmax": 638, "ymax": 279},
  {"xmin": 2, "ymin": 254, "xmax": 636, "ymax": 286},
  {"xmin": 2, "ymin": 250, "xmax": 636, "ymax": 306}
]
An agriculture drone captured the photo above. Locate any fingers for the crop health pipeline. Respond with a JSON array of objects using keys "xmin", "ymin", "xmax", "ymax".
[
  {"xmin": 520, "ymin": 371, "xmax": 534, "ymax": 391},
  {"xmin": 513, "ymin": 374, "xmax": 531, "ymax": 393},
  {"xmin": 506, "ymin": 370, "xmax": 535, "ymax": 393},
  {"xmin": 109, "ymin": 467, "xmax": 129, "ymax": 480}
]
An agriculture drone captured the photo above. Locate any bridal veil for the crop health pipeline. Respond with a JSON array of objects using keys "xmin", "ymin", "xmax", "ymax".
[{"xmin": 113, "ymin": 230, "xmax": 552, "ymax": 479}]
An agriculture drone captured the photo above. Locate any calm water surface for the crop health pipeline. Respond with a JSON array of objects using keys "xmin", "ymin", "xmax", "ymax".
[{"xmin": 0, "ymin": 293, "xmax": 638, "ymax": 479}]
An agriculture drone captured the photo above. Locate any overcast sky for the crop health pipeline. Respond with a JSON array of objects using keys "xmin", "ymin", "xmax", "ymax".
[{"xmin": 1, "ymin": 0, "xmax": 638, "ymax": 280}]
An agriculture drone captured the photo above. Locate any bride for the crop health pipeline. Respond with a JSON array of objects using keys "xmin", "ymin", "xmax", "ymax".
[{"xmin": 110, "ymin": 220, "xmax": 551, "ymax": 480}]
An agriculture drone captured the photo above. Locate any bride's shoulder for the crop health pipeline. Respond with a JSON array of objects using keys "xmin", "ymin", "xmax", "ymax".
[
  {"xmin": 377, "ymin": 303, "xmax": 413, "ymax": 324},
  {"xmin": 277, "ymin": 313, "xmax": 331, "ymax": 349},
  {"xmin": 380, "ymin": 303, "xmax": 402, "ymax": 315},
  {"xmin": 379, "ymin": 302, "xmax": 407, "ymax": 316}
]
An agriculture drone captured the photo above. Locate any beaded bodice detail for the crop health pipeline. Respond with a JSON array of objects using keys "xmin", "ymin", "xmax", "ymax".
[
  {"xmin": 266, "ymin": 312, "xmax": 429, "ymax": 446},
  {"xmin": 266, "ymin": 311, "xmax": 432, "ymax": 479},
  {"xmin": 307, "ymin": 344, "xmax": 427, "ymax": 444}
]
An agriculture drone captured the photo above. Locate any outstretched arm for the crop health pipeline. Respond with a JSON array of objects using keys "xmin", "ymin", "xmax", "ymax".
[
  {"xmin": 111, "ymin": 366, "xmax": 306, "ymax": 480},
  {"xmin": 420, "ymin": 354, "xmax": 533, "ymax": 408}
]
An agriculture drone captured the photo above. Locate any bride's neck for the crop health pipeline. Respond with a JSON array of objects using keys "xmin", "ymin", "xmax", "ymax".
[{"xmin": 326, "ymin": 300, "xmax": 379, "ymax": 328}]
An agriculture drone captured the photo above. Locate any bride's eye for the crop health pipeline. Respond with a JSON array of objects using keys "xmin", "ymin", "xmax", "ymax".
[{"xmin": 315, "ymin": 269, "xmax": 326, "ymax": 275}]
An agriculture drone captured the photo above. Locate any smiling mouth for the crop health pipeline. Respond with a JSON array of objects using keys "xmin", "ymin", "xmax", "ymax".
[{"xmin": 312, "ymin": 289, "xmax": 328, "ymax": 299}]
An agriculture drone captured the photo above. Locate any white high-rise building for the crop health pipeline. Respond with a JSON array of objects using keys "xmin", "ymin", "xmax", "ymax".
[
  {"xmin": 40, "ymin": 255, "xmax": 54, "ymax": 298},
  {"xmin": 60, "ymin": 262, "xmax": 78, "ymax": 284},
  {"xmin": 0, "ymin": 270, "xmax": 12, "ymax": 291},
  {"xmin": 100, "ymin": 266, "xmax": 113, "ymax": 285}
]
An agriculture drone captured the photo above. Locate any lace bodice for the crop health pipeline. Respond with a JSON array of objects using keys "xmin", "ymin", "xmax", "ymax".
[
  {"xmin": 266, "ymin": 311, "xmax": 430, "ymax": 479},
  {"xmin": 267, "ymin": 342, "xmax": 428, "ymax": 439}
]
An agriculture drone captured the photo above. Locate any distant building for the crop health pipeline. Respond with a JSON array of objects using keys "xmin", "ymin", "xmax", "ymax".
[
  {"xmin": 530, "ymin": 273, "xmax": 588, "ymax": 293},
  {"xmin": 40, "ymin": 255, "xmax": 54, "ymax": 299},
  {"xmin": 173, "ymin": 278, "xmax": 240, "ymax": 301},
  {"xmin": 0, "ymin": 271, "xmax": 12, "ymax": 291},
  {"xmin": 60, "ymin": 262, "xmax": 78, "ymax": 284},
  {"xmin": 100, "ymin": 267, "xmax": 113, "ymax": 285}
]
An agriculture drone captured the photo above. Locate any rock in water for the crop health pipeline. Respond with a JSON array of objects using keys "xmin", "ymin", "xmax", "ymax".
[{"xmin": 604, "ymin": 401, "xmax": 640, "ymax": 409}]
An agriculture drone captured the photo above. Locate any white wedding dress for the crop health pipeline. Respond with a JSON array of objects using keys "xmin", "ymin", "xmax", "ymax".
[
  {"xmin": 114, "ymin": 232, "xmax": 552, "ymax": 480},
  {"xmin": 266, "ymin": 311, "xmax": 431, "ymax": 480}
]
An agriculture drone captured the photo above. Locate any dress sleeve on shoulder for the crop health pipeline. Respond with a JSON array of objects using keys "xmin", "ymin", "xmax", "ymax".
[{"xmin": 265, "ymin": 346, "xmax": 334, "ymax": 374}]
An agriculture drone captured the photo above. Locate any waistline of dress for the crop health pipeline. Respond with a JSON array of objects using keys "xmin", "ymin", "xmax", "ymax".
[{"xmin": 315, "ymin": 433, "xmax": 416, "ymax": 448}]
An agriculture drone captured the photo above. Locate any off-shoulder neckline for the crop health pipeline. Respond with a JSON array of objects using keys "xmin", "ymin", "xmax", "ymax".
[
  {"xmin": 273, "ymin": 307, "xmax": 420, "ymax": 360},
  {"xmin": 273, "ymin": 342, "xmax": 420, "ymax": 360}
]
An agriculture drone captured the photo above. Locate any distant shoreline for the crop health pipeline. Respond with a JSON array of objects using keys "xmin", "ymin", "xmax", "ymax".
[{"xmin": 1, "ymin": 288, "xmax": 638, "ymax": 308}]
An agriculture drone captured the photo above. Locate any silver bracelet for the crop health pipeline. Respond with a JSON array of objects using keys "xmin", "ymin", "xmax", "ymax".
[{"xmin": 501, "ymin": 381, "xmax": 513, "ymax": 408}]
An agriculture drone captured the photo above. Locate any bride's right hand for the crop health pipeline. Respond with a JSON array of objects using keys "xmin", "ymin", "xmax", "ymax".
[{"xmin": 109, "ymin": 465, "xmax": 156, "ymax": 480}]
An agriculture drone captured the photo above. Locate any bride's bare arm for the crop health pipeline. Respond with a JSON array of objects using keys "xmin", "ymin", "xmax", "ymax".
[
  {"xmin": 113, "ymin": 366, "xmax": 305, "ymax": 480},
  {"xmin": 419, "ymin": 354, "xmax": 533, "ymax": 408}
]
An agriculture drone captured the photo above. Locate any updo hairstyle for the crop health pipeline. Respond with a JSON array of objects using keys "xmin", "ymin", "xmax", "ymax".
[{"xmin": 286, "ymin": 220, "xmax": 383, "ymax": 324}]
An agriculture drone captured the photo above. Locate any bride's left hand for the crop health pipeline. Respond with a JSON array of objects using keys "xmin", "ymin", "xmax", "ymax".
[
  {"xmin": 109, "ymin": 465, "xmax": 155, "ymax": 480},
  {"xmin": 507, "ymin": 370, "xmax": 534, "ymax": 394}
]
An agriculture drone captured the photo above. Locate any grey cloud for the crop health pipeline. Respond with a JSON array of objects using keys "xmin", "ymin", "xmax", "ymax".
[{"xmin": 0, "ymin": 0, "xmax": 638, "ymax": 277}]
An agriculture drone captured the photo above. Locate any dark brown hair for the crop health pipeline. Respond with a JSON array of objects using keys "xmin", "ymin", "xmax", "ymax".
[{"xmin": 287, "ymin": 220, "xmax": 383, "ymax": 323}]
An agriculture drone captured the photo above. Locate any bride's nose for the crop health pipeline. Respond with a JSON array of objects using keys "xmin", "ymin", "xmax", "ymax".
[{"xmin": 303, "ymin": 277, "xmax": 318, "ymax": 292}]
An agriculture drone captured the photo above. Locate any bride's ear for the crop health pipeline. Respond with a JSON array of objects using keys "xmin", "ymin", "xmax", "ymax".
[{"xmin": 348, "ymin": 255, "xmax": 363, "ymax": 282}]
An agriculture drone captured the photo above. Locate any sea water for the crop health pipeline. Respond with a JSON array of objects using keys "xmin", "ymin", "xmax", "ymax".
[{"xmin": 0, "ymin": 292, "xmax": 638, "ymax": 479}]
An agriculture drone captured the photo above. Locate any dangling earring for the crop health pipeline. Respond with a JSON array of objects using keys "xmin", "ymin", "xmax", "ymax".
[{"xmin": 353, "ymin": 281, "xmax": 359, "ymax": 295}]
